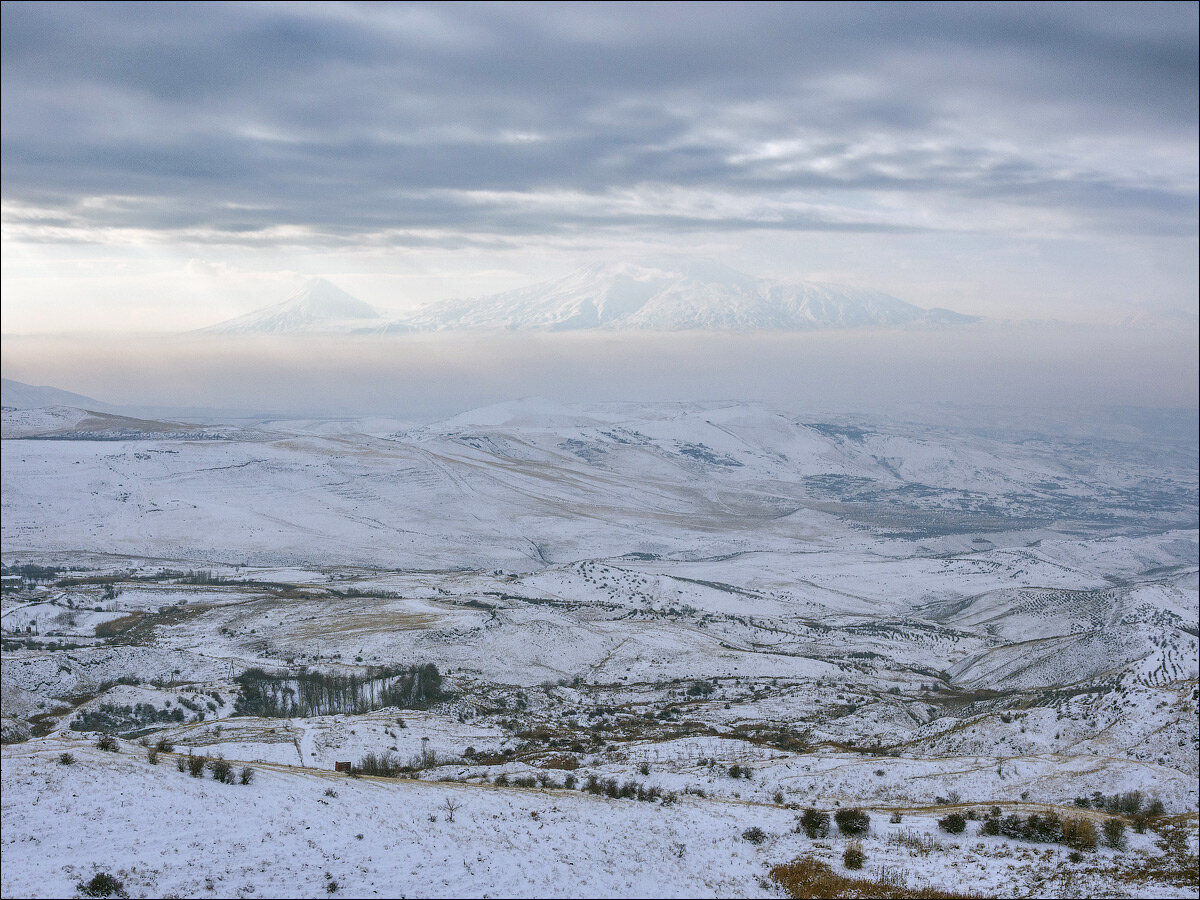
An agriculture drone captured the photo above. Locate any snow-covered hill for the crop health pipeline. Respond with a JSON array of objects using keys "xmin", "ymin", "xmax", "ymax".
[{"xmin": 1, "ymin": 378, "xmax": 110, "ymax": 411}]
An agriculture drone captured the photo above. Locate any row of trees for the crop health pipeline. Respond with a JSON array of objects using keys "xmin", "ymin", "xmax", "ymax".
[{"xmin": 234, "ymin": 663, "xmax": 442, "ymax": 717}]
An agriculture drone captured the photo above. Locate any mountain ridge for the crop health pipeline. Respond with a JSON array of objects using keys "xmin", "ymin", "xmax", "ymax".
[{"xmin": 199, "ymin": 263, "xmax": 978, "ymax": 334}]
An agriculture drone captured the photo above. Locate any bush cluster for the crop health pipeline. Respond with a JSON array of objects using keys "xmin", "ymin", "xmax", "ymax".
[
  {"xmin": 581, "ymin": 773, "xmax": 672, "ymax": 803},
  {"xmin": 71, "ymin": 702, "xmax": 186, "ymax": 736},
  {"xmin": 980, "ymin": 811, "xmax": 1097, "ymax": 850},
  {"xmin": 1073, "ymin": 791, "xmax": 1163, "ymax": 817}
]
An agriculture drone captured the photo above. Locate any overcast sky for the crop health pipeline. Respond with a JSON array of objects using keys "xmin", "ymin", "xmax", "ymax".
[{"xmin": 1, "ymin": 1, "xmax": 1196, "ymax": 334}]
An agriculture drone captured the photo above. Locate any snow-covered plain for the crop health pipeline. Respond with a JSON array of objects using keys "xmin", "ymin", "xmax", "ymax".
[{"xmin": 2, "ymin": 399, "xmax": 1197, "ymax": 897}]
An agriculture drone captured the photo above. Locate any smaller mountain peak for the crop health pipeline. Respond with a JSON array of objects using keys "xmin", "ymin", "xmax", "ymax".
[
  {"xmin": 285, "ymin": 279, "xmax": 379, "ymax": 319},
  {"xmin": 197, "ymin": 278, "xmax": 379, "ymax": 333}
]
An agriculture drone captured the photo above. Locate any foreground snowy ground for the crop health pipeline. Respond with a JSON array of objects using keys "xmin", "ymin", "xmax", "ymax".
[{"xmin": 3, "ymin": 737, "xmax": 1196, "ymax": 900}]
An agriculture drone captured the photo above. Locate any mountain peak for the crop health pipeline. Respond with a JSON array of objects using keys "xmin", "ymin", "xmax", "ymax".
[
  {"xmin": 199, "ymin": 279, "xmax": 379, "ymax": 334},
  {"xmin": 285, "ymin": 279, "xmax": 379, "ymax": 319}
]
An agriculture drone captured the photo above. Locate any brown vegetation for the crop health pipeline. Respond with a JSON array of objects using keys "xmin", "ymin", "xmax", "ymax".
[{"xmin": 770, "ymin": 856, "xmax": 985, "ymax": 899}]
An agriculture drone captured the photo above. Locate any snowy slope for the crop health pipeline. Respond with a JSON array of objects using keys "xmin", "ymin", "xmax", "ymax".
[{"xmin": 1, "ymin": 378, "xmax": 110, "ymax": 411}]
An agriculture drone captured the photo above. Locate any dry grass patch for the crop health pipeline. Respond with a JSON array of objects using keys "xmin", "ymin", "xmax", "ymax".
[
  {"xmin": 93, "ymin": 612, "xmax": 144, "ymax": 638},
  {"xmin": 770, "ymin": 856, "xmax": 986, "ymax": 899}
]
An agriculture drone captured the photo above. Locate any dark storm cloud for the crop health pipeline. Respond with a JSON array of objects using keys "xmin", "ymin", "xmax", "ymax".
[{"xmin": 2, "ymin": 1, "xmax": 1196, "ymax": 243}]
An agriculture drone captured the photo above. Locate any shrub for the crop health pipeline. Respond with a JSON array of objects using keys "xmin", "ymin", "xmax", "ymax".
[
  {"xmin": 96, "ymin": 735, "xmax": 118, "ymax": 753},
  {"xmin": 938, "ymin": 812, "xmax": 967, "ymax": 835},
  {"xmin": 834, "ymin": 807, "xmax": 870, "ymax": 836},
  {"xmin": 354, "ymin": 751, "xmax": 402, "ymax": 778},
  {"xmin": 889, "ymin": 811, "xmax": 903, "ymax": 824},
  {"xmin": 563, "ymin": 773, "xmax": 577, "ymax": 790},
  {"xmin": 154, "ymin": 736, "xmax": 174, "ymax": 753},
  {"xmin": 147, "ymin": 748, "xmax": 159, "ymax": 765},
  {"xmin": 742, "ymin": 826, "xmax": 766, "ymax": 844},
  {"xmin": 76, "ymin": 872, "xmax": 127, "ymax": 898},
  {"xmin": 1102, "ymin": 818, "xmax": 1127, "ymax": 850},
  {"xmin": 176, "ymin": 755, "xmax": 187, "ymax": 773},
  {"xmin": 842, "ymin": 841, "xmax": 866, "ymax": 870},
  {"xmin": 58, "ymin": 752, "xmax": 76, "ymax": 766},
  {"xmin": 798, "ymin": 808, "xmax": 830, "ymax": 839},
  {"xmin": 1061, "ymin": 816, "xmax": 1098, "ymax": 851},
  {"xmin": 210, "ymin": 757, "xmax": 234, "ymax": 783},
  {"xmin": 240, "ymin": 766, "xmax": 254, "ymax": 785},
  {"xmin": 187, "ymin": 753, "xmax": 207, "ymax": 778}
]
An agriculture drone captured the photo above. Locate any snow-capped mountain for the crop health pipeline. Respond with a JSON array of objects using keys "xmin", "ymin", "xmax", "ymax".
[
  {"xmin": 197, "ymin": 264, "xmax": 976, "ymax": 334},
  {"xmin": 381, "ymin": 261, "xmax": 975, "ymax": 332},
  {"xmin": 199, "ymin": 278, "xmax": 380, "ymax": 334}
]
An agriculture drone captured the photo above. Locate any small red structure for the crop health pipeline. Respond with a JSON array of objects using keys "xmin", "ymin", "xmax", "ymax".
[{"xmin": 335, "ymin": 761, "xmax": 352, "ymax": 773}]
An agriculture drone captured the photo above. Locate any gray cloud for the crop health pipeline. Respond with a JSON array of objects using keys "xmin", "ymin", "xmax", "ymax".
[{"xmin": 1, "ymin": 2, "xmax": 1196, "ymax": 244}]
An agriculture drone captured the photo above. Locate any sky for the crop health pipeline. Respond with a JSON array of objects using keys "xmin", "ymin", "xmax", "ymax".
[{"xmin": 1, "ymin": 2, "xmax": 1197, "ymax": 414}]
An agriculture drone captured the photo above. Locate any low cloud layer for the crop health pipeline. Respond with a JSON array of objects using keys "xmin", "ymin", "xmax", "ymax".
[{"xmin": 3, "ymin": 324, "xmax": 1195, "ymax": 420}]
